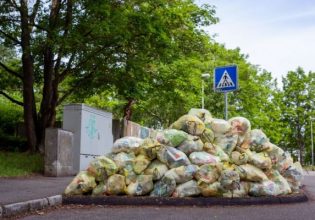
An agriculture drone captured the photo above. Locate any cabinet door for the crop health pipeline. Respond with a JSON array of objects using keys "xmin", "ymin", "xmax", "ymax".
[{"xmin": 80, "ymin": 111, "xmax": 113, "ymax": 155}]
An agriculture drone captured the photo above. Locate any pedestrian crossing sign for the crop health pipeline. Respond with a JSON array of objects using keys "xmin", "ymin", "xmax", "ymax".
[{"xmin": 214, "ymin": 65, "xmax": 238, "ymax": 92}]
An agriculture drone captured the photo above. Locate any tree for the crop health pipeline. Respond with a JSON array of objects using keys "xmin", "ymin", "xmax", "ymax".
[
  {"xmin": 281, "ymin": 67, "xmax": 312, "ymax": 164},
  {"xmin": 0, "ymin": 0, "xmax": 217, "ymax": 152}
]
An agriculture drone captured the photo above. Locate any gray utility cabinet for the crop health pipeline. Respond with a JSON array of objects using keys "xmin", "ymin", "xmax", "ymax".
[{"xmin": 63, "ymin": 104, "xmax": 113, "ymax": 172}]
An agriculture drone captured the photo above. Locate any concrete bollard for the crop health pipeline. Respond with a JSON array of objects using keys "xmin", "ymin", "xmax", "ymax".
[{"xmin": 45, "ymin": 128, "xmax": 75, "ymax": 176}]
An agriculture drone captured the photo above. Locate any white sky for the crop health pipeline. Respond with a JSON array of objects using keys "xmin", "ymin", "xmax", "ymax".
[{"xmin": 197, "ymin": 0, "xmax": 315, "ymax": 80}]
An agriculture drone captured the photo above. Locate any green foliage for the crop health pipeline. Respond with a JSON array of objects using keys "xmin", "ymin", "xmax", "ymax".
[
  {"xmin": 0, "ymin": 97, "xmax": 26, "ymax": 152},
  {"xmin": 280, "ymin": 68, "xmax": 314, "ymax": 164},
  {"xmin": 0, "ymin": 151, "xmax": 43, "ymax": 177},
  {"xmin": 0, "ymin": 96, "xmax": 23, "ymax": 134},
  {"xmin": 0, "ymin": 0, "xmax": 219, "ymax": 151}
]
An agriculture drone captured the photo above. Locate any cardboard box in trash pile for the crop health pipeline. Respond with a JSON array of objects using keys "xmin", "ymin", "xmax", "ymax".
[{"xmin": 65, "ymin": 108, "xmax": 303, "ymax": 198}]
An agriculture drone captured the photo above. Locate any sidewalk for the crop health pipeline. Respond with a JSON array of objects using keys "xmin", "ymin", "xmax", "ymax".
[
  {"xmin": 303, "ymin": 171, "xmax": 315, "ymax": 176},
  {"xmin": 0, "ymin": 176, "xmax": 72, "ymax": 217}
]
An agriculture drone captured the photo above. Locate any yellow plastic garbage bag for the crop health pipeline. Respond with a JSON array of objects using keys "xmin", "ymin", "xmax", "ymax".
[
  {"xmin": 177, "ymin": 135, "xmax": 204, "ymax": 155},
  {"xmin": 266, "ymin": 143, "xmax": 285, "ymax": 165},
  {"xmin": 282, "ymin": 162, "xmax": 303, "ymax": 192},
  {"xmin": 138, "ymin": 138, "xmax": 162, "ymax": 160},
  {"xmin": 189, "ymin": 151, "xmax": 220, "ymax": 166},
  {"xmin": 126, "ymin": 175, "xmax": 154, "ymax": 196},
  {"xmin": 150, "ymin": 175, "xmax": 176, "ymax": 197},
  {"xmin": 200, "ymin": 128, "xmax": 215, "ymax": 144},
  {"xmin": 92, "ymin": 182, "xmax": 107, "ymax": 196},
  {"xmin": 64, "ymin": 171, "xmax": 97, "ymax": 195},
  {"xmin": 133, "ymin": 154, "xmax": 151, "ymax": 174},
  {"xmin": 219, "ymin": 170, "xmax": 240, "ymax": 191},
  {"xmin": 235, "ymin": 164, "xmax": 268, "ymax": 182},
  {"xmin": 223, "ymin": 181, "xmax": 250, "ymax": 198},
  {"xmin": 195, "ymin": 164, "xmax": 220, "ymax": 184},
  {"xmin": 113, "ymin": 152, "xmax": 135, "ymax": 170},
  {"xmin": 213, "ymin": 133, "xmax": 238, "ymax": 156},
  {"xmin": 228, "ymin": 117, "xmax": 251, "ymax": 136},
  {"xmin": 173, "ymin": 180, "xmax": 201, "ymax": 197},
  {"xmin": 231, "ymin": 151, "xmax": 248, "ymax": 165},
  {"xmin": 106, "ymin": 174, "xmax": 126, "ymax": 195},
  {"xmin": 86, "ymin": 156, "xmax": 118, "ymax": 182},
  {"xmin": 112, "ymin": 136, "xmax": 144, "ymax": 153},
  {"xmin": 188, "ymin": 108, "xmax": 212, "ymax": 123},
  {"xmin": 249, "ymin": 180, "xmax": 280, "ymax": 196},
  {"xmin": 203, "ymin": 143, "xmax": 230, "ymax": 162},
  {"xmin": 249, "ymin": 152, "xmax": 272, "ymax": 170},
  {"xmin": 121, "ymin": 165, "xmax": 137, "ymax": 185},
  {"xmin": 156, "ymin": 129, "xmax": 188, "ymax": 147},
  {"xmin": 265, "ymin": 169, "xmax": 291, "ymax": 195},
  {"xmin": 207, "ymin": 118, "xmax": 231, "ymax": 136},
  {"xmin": 164, "ymin": 165, "xmax": 199, "ymax": 184},
  {"xmin": 276, "ymin": 152, "xmax": 294, "ymax": 174},
  {"xmin": 198, "ymin": 181, "xmax": 223, "ymax": 197},
  {"xmin": 170, "ymin": 115, "xmax": 205, "ymax": 136},
  {"xmin": 240, "ymin": 129, "xmax": 269, "ymax": 152},
  {"xmin": 157, "ymin": 146, "xmax": 191, "ymax": 168},
  {"xmin": 143, "ymin": 159, "xmax": 169, "ymax": 181}
]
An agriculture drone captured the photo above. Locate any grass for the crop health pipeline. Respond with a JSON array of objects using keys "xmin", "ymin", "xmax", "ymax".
[{"xmin": 0, "ymin": 151, "xmax": 44, "ymax": 177}]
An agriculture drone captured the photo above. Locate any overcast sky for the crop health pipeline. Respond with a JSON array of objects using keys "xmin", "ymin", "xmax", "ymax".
[{"xmin": 197, "ymin": 0, "xmax": 315, "ymax": 80}]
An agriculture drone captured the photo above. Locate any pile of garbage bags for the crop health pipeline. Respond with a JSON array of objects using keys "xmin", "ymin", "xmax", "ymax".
[{"xmin": 65, "ymin": 108, "xmax": 303, "ymax": 198}]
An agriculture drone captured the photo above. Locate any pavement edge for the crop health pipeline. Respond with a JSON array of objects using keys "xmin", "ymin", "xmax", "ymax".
[{"xmin": 1, "ymin": 195, "xmax": 62, "ymax": 218}]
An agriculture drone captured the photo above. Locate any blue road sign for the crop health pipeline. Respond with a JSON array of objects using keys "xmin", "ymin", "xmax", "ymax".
[{"xmin": 214, "ymin": 65, "xmax": 238, "ymax": 92}]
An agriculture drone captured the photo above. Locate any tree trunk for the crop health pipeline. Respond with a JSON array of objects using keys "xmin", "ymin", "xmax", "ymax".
[
  {"xmin": 20, "ymin": 1, "xmax": 38, "ymax": 152},
  {"xmin": 123, "ymin": 99, "xmax": 136, "ymax": 121},
  {"xmin": 36, "ymin": 0, "xmax": 61, "ymax": 152},
  {"xmin": 300, "ymin": 142, "xmax": 305, "ymax": 165},
  {"xmin": 296, "ymin": 121, "xmax": 305, "ymax": 165}
]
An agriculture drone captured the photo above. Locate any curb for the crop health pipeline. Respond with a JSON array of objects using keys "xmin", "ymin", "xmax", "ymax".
[
  {"xmin": 0, "ymin": 192, "xmax": 308, "ymax": 218},
  {"xmin": 63, "ymin": 192, "xmax": 308, "ymax": 207},
  {"xmin": 0, "ymin": 195, "xmax": 62, "ymax": 218}
]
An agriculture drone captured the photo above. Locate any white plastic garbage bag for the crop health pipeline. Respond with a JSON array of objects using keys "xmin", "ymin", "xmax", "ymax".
[
  {"xmin": 144, "ymin": 160, "xmax": 169, "ymax": 181},
  {"xmin": 164, "ymin": 165, "xmax": 199, "ymax": 184},
  {"xmin": 173, "ymin": 180, "xmax": 201, "ymax": 197},
  {"xmin": 157, "ymin": 146, "xmax": 191, "ymax": 168},
  {"xmin": 112, "ymin": 136, "xmax": 144, "ymax": 153},
  {"xmin": 195, "ymin": 164, "xmax": 220, "ymax": 184},
  {"xmin": 126, "ymin": 175, "xmax": 154, "ymax": 196},
  {"xmin": 189, "ymin": 151, "xmax": 220, "ymax": 166}
]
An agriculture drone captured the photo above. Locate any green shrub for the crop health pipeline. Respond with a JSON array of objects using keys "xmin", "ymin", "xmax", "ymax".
[
  {"xmin": 0, "ymin": 97, "xmax": 25, "ymax": 151},
  {"xmin": 0, "ymin": 98, "xmax": 23, "ymax": 134},
  {"xmin": 0, "ymin": 133, "xmax": 27, "ymax": 152}
]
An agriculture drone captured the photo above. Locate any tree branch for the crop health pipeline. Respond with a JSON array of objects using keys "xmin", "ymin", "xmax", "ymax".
[
  {"xmin": 0, "ymin": 61, "xmax": 23, "ymax": 79},
  {"xmin": 58, "ymin": 53, "xmax": 75, "ymax": 82},
  {"xmin": 0, "ymin": 90, "xmax": 23, "ymax": 106},
  {"xmin": 57, "ymin": 66, "xmax": 97, "ymax": 106},
  {"xmin": 54, "ymin": 0, "xmax": 73, "ymax": 75},
  {"xmin": 58, "ymin": 44, "xmax": 111, "ymax": 83},
  {"xmin": 29, "ymin": 0, "xmax": 40, "ymax": 25},
  {"xmin": 0, "ymin": 29, "xmax": 21, "ymax": 45},
  {"xmin": 31, "ymin": 23, "xmax": 48, "ymax": 32},
  {"xmin": 9, "ymin": 0, "xmax": 20, "ymax": 11}
]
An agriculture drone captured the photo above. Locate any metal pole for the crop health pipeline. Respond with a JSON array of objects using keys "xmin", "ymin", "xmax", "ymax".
[
  {"xmin": 311, "ymin": 118, "xmax": 314, "ymax": 166},
  {"xmin": 224, "ymin": 92, "xmax": 228, "ymax": 120},
  {"xmin": 202, "ymin": 79, "xmax": 204, "ymax": 109}
]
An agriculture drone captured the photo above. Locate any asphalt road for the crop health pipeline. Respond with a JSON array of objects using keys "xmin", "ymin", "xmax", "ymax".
[{"xmin": 19, "ymin": 176, "xmax": 315, "ymax": 220}]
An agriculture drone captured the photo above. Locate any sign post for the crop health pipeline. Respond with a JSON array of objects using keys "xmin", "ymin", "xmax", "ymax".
[{"xmin": 214, "ymin": 65, "xmax": 238, "ymax": 120}]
